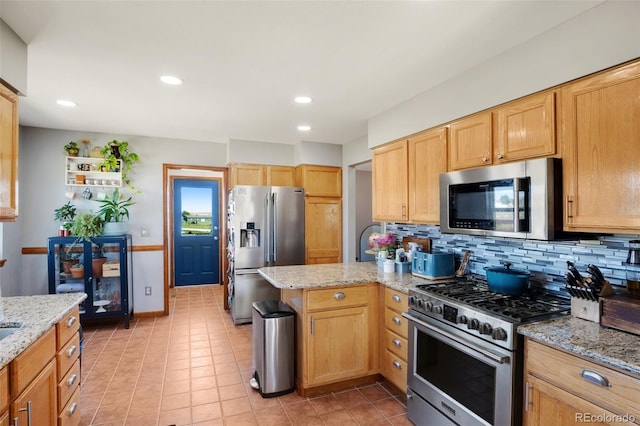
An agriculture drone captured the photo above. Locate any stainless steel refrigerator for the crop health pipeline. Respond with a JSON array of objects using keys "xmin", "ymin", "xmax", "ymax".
[{"xmin": 227, "ymin": 185, "xmax": 305, "ymax": 324}]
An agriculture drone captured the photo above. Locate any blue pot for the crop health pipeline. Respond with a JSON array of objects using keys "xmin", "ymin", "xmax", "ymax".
[{"xmin": 484, "ymin": 263, "xmax": 530, "ymax": 296}]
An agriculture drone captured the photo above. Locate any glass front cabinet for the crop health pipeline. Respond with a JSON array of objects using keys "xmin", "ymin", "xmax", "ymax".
[{"xmin": 48, "ymin": 235, "xmax": 133, "ymax": 328}]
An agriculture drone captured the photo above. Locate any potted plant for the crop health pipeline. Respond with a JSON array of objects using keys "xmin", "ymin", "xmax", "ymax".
[
  {"xmin": 91, "ymin": 243, "xmax": 107, "ymax": 278},
  {"xmin": 96, "ymin": 188, "xmax": 134, "ymax": 235},
  {"xmin": 54, "ymin": 201, "xmax": 77, "ymax": 236},
  {"xmin": 70, "ymin": 212, "xmax": 103, "ymax": 242},
  {"xmin": 61, "ymin": 251, "xmax": 80, "ymax": 274},
  {"xmin": 99, "ymin": 140, "xmax": 140, "ymax": 185},
  {"xmin": 64, "ymin": 141, "xmax": 80, "ymax": 157},
  {"xmin": 70, "ymin": 262, "xmax": 84, "ymax": 279}
]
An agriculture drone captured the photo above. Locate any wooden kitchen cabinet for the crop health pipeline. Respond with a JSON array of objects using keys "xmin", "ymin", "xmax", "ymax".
[
  {"xmin": 10, "ymin": 328, "xmax": 57, "ymax": 426},
  {"xmin": 380, "ymin": 286, "xmax": 408, "ymax": 392},
  {"xmin": 295, "ymin": 165, "xmax": 342, "ymax": 197},
  {"xmin": 372, "ymin": 139, "xmax": 409, "ymax": 222},
  {"xmin": 373, "ymin": 127, "xmax": 446, "ymax": 224},
  {"xmin": 0, "ymin": 82, "xmax": 19, "ymax": 221},
  {"xmin": 524, "ymin": 338, "xmax": 640, "ymax": 426},
  {"xmin": 55, "ymin": 308, "xmax": 80, "ymax": 425},
  {"xmin": 0, "ymin": 366, "xmax": 7, "ymax": 426},
  {"xmin": 228, "ymin": 163, "xmax": 265, "ymax": 187},
  {"xmin": 494, "ymin": 90, "xmax": 556, "ymax": 163},
  {"xmin": 448, "ymin": 111, "xmax": 493, "ymax": 170},
  {"xmin": 561, "ymin": 60, "xmax": 640, "ymax": 234},
  {"xmin": 304, "ymin": 197, "xmax": 342, "ymax": 264},
  {"xmin": 266, "ymin": 165, "xmax": 295, "ymax": 186},
  {"xmin": 281, "ymin": 283, "xmax": 379, "ymax": 395}
]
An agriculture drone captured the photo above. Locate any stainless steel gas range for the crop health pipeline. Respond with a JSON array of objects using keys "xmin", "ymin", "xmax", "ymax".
[{"xmin": 402, "ymin": 277, "xmax": 570, "ymax": 426}]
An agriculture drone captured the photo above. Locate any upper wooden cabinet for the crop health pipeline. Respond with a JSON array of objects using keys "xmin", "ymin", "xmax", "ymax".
[
  {"xmin": 0, "ymin": 83, "xmax": 19, "ymax": 221},
  {"xmin": 373, "ymin": 128, "xmax": 446, "ymax": 224},
  {"xmin": 448, "ymin": 111, "xmax": 493, "ymax": 170},
  {"xmin": 228, "ymin": 163, "xmax": 295, "ymax": 187},
  {"xmin": 561, "ymin": 60, "xmax": 640, "ymax": 233},
  {"xmin": 295, "ymin": 165, "xmax": 342, "ymax": 197},
  {"xmin": 304, "ymin": 197, "xmax": 342, "ymax": 264},
  {"xmin": 494, "ymin": 90, "xmax": 556, "ymax": 163},
  {"xmin": 372, "ymin": 139, "xmax": 409, "ymax": 222}
]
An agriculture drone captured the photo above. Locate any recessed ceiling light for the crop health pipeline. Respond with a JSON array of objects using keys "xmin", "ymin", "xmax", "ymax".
[
  {"xmin": 294, "ymin": 96, "xmax": 312, "ymax": 104},
  {"xmin": 160, "ymin": 75, "xmax": 183, "ymax": 85},
  {"xmin": 297, "ymin": 125, "xmax": 311, "ymax": 131},
  {"xmin": 56, "ymin": 99, "xmax": 77, "ymax": 107}
]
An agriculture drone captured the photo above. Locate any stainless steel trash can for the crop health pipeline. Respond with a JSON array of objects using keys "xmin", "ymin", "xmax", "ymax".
[{"xmin": 250, "ymin": 300, "xmax": 295, "ymax": 397}]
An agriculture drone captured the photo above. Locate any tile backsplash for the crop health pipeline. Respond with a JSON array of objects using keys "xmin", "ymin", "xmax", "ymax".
[{"xmin": 386, "ymin": 223, "xmax": 640, "ymax": 293}]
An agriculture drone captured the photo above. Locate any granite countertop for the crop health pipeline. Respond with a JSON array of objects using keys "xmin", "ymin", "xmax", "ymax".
[
  {"xmin": 258, "ymin": 261, "xmax": 435, "ymax": 294},
  {"xmin": 518, "ymin": 316, "xmax": 640, "ymax": 378},
  {"xmin": 0, "ymin": 293, "xmax": 87, "ymax": 369}
]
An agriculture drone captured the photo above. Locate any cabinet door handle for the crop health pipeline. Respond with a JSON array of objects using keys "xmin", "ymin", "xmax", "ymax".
[
  {"xmin": 333, "ymin": 292, "xmax": 345, "ymax": 300},
  {"xmin": 482, "ymin": 155, "xmax": 489, "ymax": 163},
  {"xmin": 392, "ymin": 338, "xmax": 402, "ymax": 348},
  {"xmin": 524, "ymin": 381, "xmax": 531, "ymax": 412},
  {"xmin": 496, "ymin": 152, "xmax": 504, "ymax": 160},
  {"xmin": 391, "ymin": 294, "xmax": 401, "ymax": 303},
  {"xmin": 18, "ymin": 400, "xmax": 32, "ymax": 426},
  {"xmin": 67, "ymin": 373, "xmax": 78, "ymax": 386},
  {"xmin": 402, "ymin": 203, "xmax": 407, "ymax": 219},
  {"xmin": 311, "ymin": 317, "xmax": 314, "ymax": 335},
  {"xmin": 581, "ymin": 369, "xmax": 611, "ymax": 387},
  {"xmin": 392, "ymin": 316, "xmax": 402, "ymax": 325},
  {"xmin": 68, "ymin": 402, "xmax": 78, "ymax": 416},
  {"xmin": 392, "ymin": 360, "xmax": 402, "ymax": 370},
  {"xmin": 67, "ymin": 345, "xmax": 77, "ymax": 357},
  {"xmin": 67, "ymin": 316, "xmax": 77, "ymax": 328},
  {"xmin": 566, "ymin": 196, "xmax": 574, "ymax": 220}
]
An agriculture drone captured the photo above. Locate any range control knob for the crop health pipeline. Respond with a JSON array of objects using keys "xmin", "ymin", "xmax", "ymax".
[
  {"xmin": 408, "ymin": 296, "xmax": 416, "ymax": 307},
  {"xmin": 433, "ymin": 305, "xmax": 443, "ymax": 315},
  {"xmin": 479, "ymin": 323, "xmax": 493, "ymax": 335},
  {"xmin": 417, "ymin": 298, "xmax": 424, "ymax": 309},
  {"xmin": 458, "ymin": 315, "xmax": 468, "ymax": 325},
  {"xmin": 492, "ymin": 327, "xmax": 508, "ymax": 341},
  {"xmin": 468, "ymin": 318, "xmax": 480, "ymax": 330},
  {"xmin": 425, "ymin": 301, "xmax": 433, "ymax": 312}
]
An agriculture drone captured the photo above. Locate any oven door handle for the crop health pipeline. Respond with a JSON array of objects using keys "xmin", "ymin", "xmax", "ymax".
[{"xmin": 403, "ymin": 312, "xmax": 510, "ymax": 365}]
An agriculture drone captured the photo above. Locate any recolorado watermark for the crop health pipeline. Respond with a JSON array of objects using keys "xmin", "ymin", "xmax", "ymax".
[{"xmin": 576, "ymin": 413, "xmax": 636, "ymax": 423}]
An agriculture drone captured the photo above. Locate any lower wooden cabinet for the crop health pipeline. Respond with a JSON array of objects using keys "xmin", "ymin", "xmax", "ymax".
[
  {"xmin": 11, "ymin": 359, "xmax": 57, "ymax": 426},
  {"xmin": 58, "ymin": 387, "xmax": 80, "ymax": 426},
  {"xmin": 0, "ymin": 366, "xmax": 7, "ymax": 426},
  {"xmin": 0, "ymin": 411, "xmax": 8, "ymax": 426},
  {"xmin": 524, "ymin": 338, "xmax": 640, "ymax": 426},
  {"xmin": 380, "ymin": 287, "xmax": 408, "ymax": 391}
]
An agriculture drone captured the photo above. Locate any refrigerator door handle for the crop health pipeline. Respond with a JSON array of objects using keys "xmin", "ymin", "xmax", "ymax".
[
  {"xmin": 264, "ymin": 193, "xmax": 270, "ymax": 264},
  {"xmin": 235, "ymin": 269, "xmax": 260, "ymax": 275},
  {"xmin": 272, "ymin": 192, "xmax": 277, "ymax": 263}
]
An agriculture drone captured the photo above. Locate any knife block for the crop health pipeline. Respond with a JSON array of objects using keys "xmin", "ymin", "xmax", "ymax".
[{"xmin": 569, "ymin": 280, "xmax": 615, "ymax": 323}]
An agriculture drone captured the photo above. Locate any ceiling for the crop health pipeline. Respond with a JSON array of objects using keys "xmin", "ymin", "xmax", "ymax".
[{"xmin": 0, "ymin": 1, "xmax": 601, "ymax": 145}]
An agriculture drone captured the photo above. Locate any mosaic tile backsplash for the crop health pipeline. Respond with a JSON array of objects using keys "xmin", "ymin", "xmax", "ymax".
[{"xmin": 385, "ymin": 223, "xmax": 640, "ymax": 294}]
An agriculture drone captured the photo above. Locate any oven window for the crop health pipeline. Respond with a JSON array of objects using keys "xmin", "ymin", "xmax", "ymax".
[{"xmin": 416, "ymin": 333, "xmax": 495, "ymax": 424}]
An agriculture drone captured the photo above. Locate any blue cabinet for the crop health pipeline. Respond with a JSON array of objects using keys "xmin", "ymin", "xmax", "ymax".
[{"xmin": 48, "ymin": 235, "xmax": 133, "ymax": 328}]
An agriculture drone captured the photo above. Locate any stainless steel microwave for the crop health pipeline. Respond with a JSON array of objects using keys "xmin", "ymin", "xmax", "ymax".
[{"xmin": 439, "ymin": 158, "xmax": 561, "ymax": 240}]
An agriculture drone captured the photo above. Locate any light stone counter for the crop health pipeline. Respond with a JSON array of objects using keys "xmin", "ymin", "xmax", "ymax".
[
  {"xmin": 518, "ymin": 316, "xmax": 640, "ymax": 378},
  {"xmin": 0, "ymin": 293, "xmax": 87, "ymax": 369},
  {"xmin": 258, "ymin": 261, "xmax": 442, "ymax": 294}
]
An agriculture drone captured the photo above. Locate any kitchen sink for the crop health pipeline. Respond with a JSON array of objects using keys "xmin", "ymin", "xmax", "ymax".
[{"xmin": 0, "ymin": 324, "xmax": 23, "ymax": 341}]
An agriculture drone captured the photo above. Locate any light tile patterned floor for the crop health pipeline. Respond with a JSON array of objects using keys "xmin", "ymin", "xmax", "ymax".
[{"xmin": 79, "ymin": 284, "xmax": 411, "ymax": 425}]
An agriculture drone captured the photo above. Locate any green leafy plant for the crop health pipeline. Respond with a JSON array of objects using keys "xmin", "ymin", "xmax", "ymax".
[
  {"xmin": 70, "ymin": 212, "xmax": 103, "ymax": 242},
  {"xmin": 54, "ymin": 201, "xmax": 77, "ymax": 222},
  {"xmin": 99, "ymin": 140, "xmax": 140, "ymax": 185},
  {"xmin": 96, "ymin": 188, "xmax": 134, "ymax": 223},
  {"xmin": 64, "ymin": 141, "xmax": 80, "ymax": 156},
  {"xmin": 70, "ymin": 263, "xmax": 84, "ymax": 270}
]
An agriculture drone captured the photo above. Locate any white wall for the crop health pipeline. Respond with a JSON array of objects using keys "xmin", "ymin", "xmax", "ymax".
[
  {"xmin": 368, "ymin": 0, "xmax": 640, "ymax": 148},
  {"xmin": 227, "ymin": 139, "xmax": 296, "ymax": 165},
  {"xmin": 0, "ymin": 18, "xmax": 28, "ymax": 94},
  {"xmin": 295, "ymin": 140, "xmax": 342, "ymax": 167}
]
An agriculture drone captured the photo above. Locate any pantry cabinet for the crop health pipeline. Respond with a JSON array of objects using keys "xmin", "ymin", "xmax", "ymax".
[
  {"xmin": 494, "ymin": 90, "xmax": 556, "ymax": 163},
  {"xmin": 524, "ymin": 339, "xmax": 640, "ymax": 426},
  {"xmin": 0, "ymin": 82, "xmax": 19, "ymax": 221},
  {"xmin": 281, "ymin": 283, "xmax": 379, "ymax": 395},
  {"xmin": 561, "ymin": 60, "xmax": 640, "ymax": 233},
  {"xmin": 448, "ymin": 111, "xmax": 493, "ymax": 170},
  {"xmin": 48, "ymin": 235, "xmax": 133, "ymax": 328},
  {"xmin": 373, "ymin": 127, "xmax": 446, "ymax": 224}
]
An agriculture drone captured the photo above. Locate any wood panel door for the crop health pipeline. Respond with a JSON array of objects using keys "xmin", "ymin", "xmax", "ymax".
[
  {"xmin": 11, "ymin": 360, "xmax": 57, "ymax": 426},
  {"xmin": 561, "ymin": 60, "xmax": 640, "ymax": 233},
  {"xmin": 495, "ymin": 90, "xmax": 556, "ymax": 162},
  {"xmin": 296, "ymin": 165, "xmax": 342, "ymax": 197},
  {"xmin": 0, "ymin": 83, "xmax": 19, "ymax": 221},
  {"xmin": 229, "ymin": 163, "xmax": 265, "ymax": 187},
  {"xmin": 372, "ymin": 140, "xmax": 408, "ymax": 222},
  {"xmin": 266, "ymin": 166, "xmax": 295, "ymax": 186},
  {"xmin": 448, "ymin": 111, "xmax": 492, "ymax": 170},
  {"xmin": 305, "ymin": 197, "xmax": 342, "ymax": 264},
  {"xmin": 408, "ymin": 127, "xmax": 447, "ymax": 223}
]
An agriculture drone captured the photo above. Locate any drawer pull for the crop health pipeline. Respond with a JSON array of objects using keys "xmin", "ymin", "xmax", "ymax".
[
  {"xmin": 581, "ymin": 369, "xmax": 611, "ymax": 387},
  {"xmin": 67, "ymin": 345, "xmax": 77, "ymax": 357},
  {"xmin": 334, "ymin": 292, "xmax": 346, "ymax": 300},
  {"xmin": 392, "ymin": 360, "xmax": 402, "ymax": 370},
  {"xmin": 67, "ymin": 373, "xmax": 78, "ymax": 386},
  {"xmin": 392, "ymin": 316, "xmax": 402, "ymax": 325},
  {"xmin": 391, "ymin": 294, "xmax": 401, "ymax": 303},
  {"xmin": 66, "ymin": 316, "xmax": 77, "ymax": 328},
  {"xmin": 392, "ymin": 338, "xmax": 402, "ymax": 348},
  {"xmin": 68, "ymin": 402, "xmax": 78, "ymax": 416}
]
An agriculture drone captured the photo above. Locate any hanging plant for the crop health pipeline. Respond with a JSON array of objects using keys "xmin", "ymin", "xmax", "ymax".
[{"xmin": 99, "ymin": 140, "xmax": 140, "ymax": 185}]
